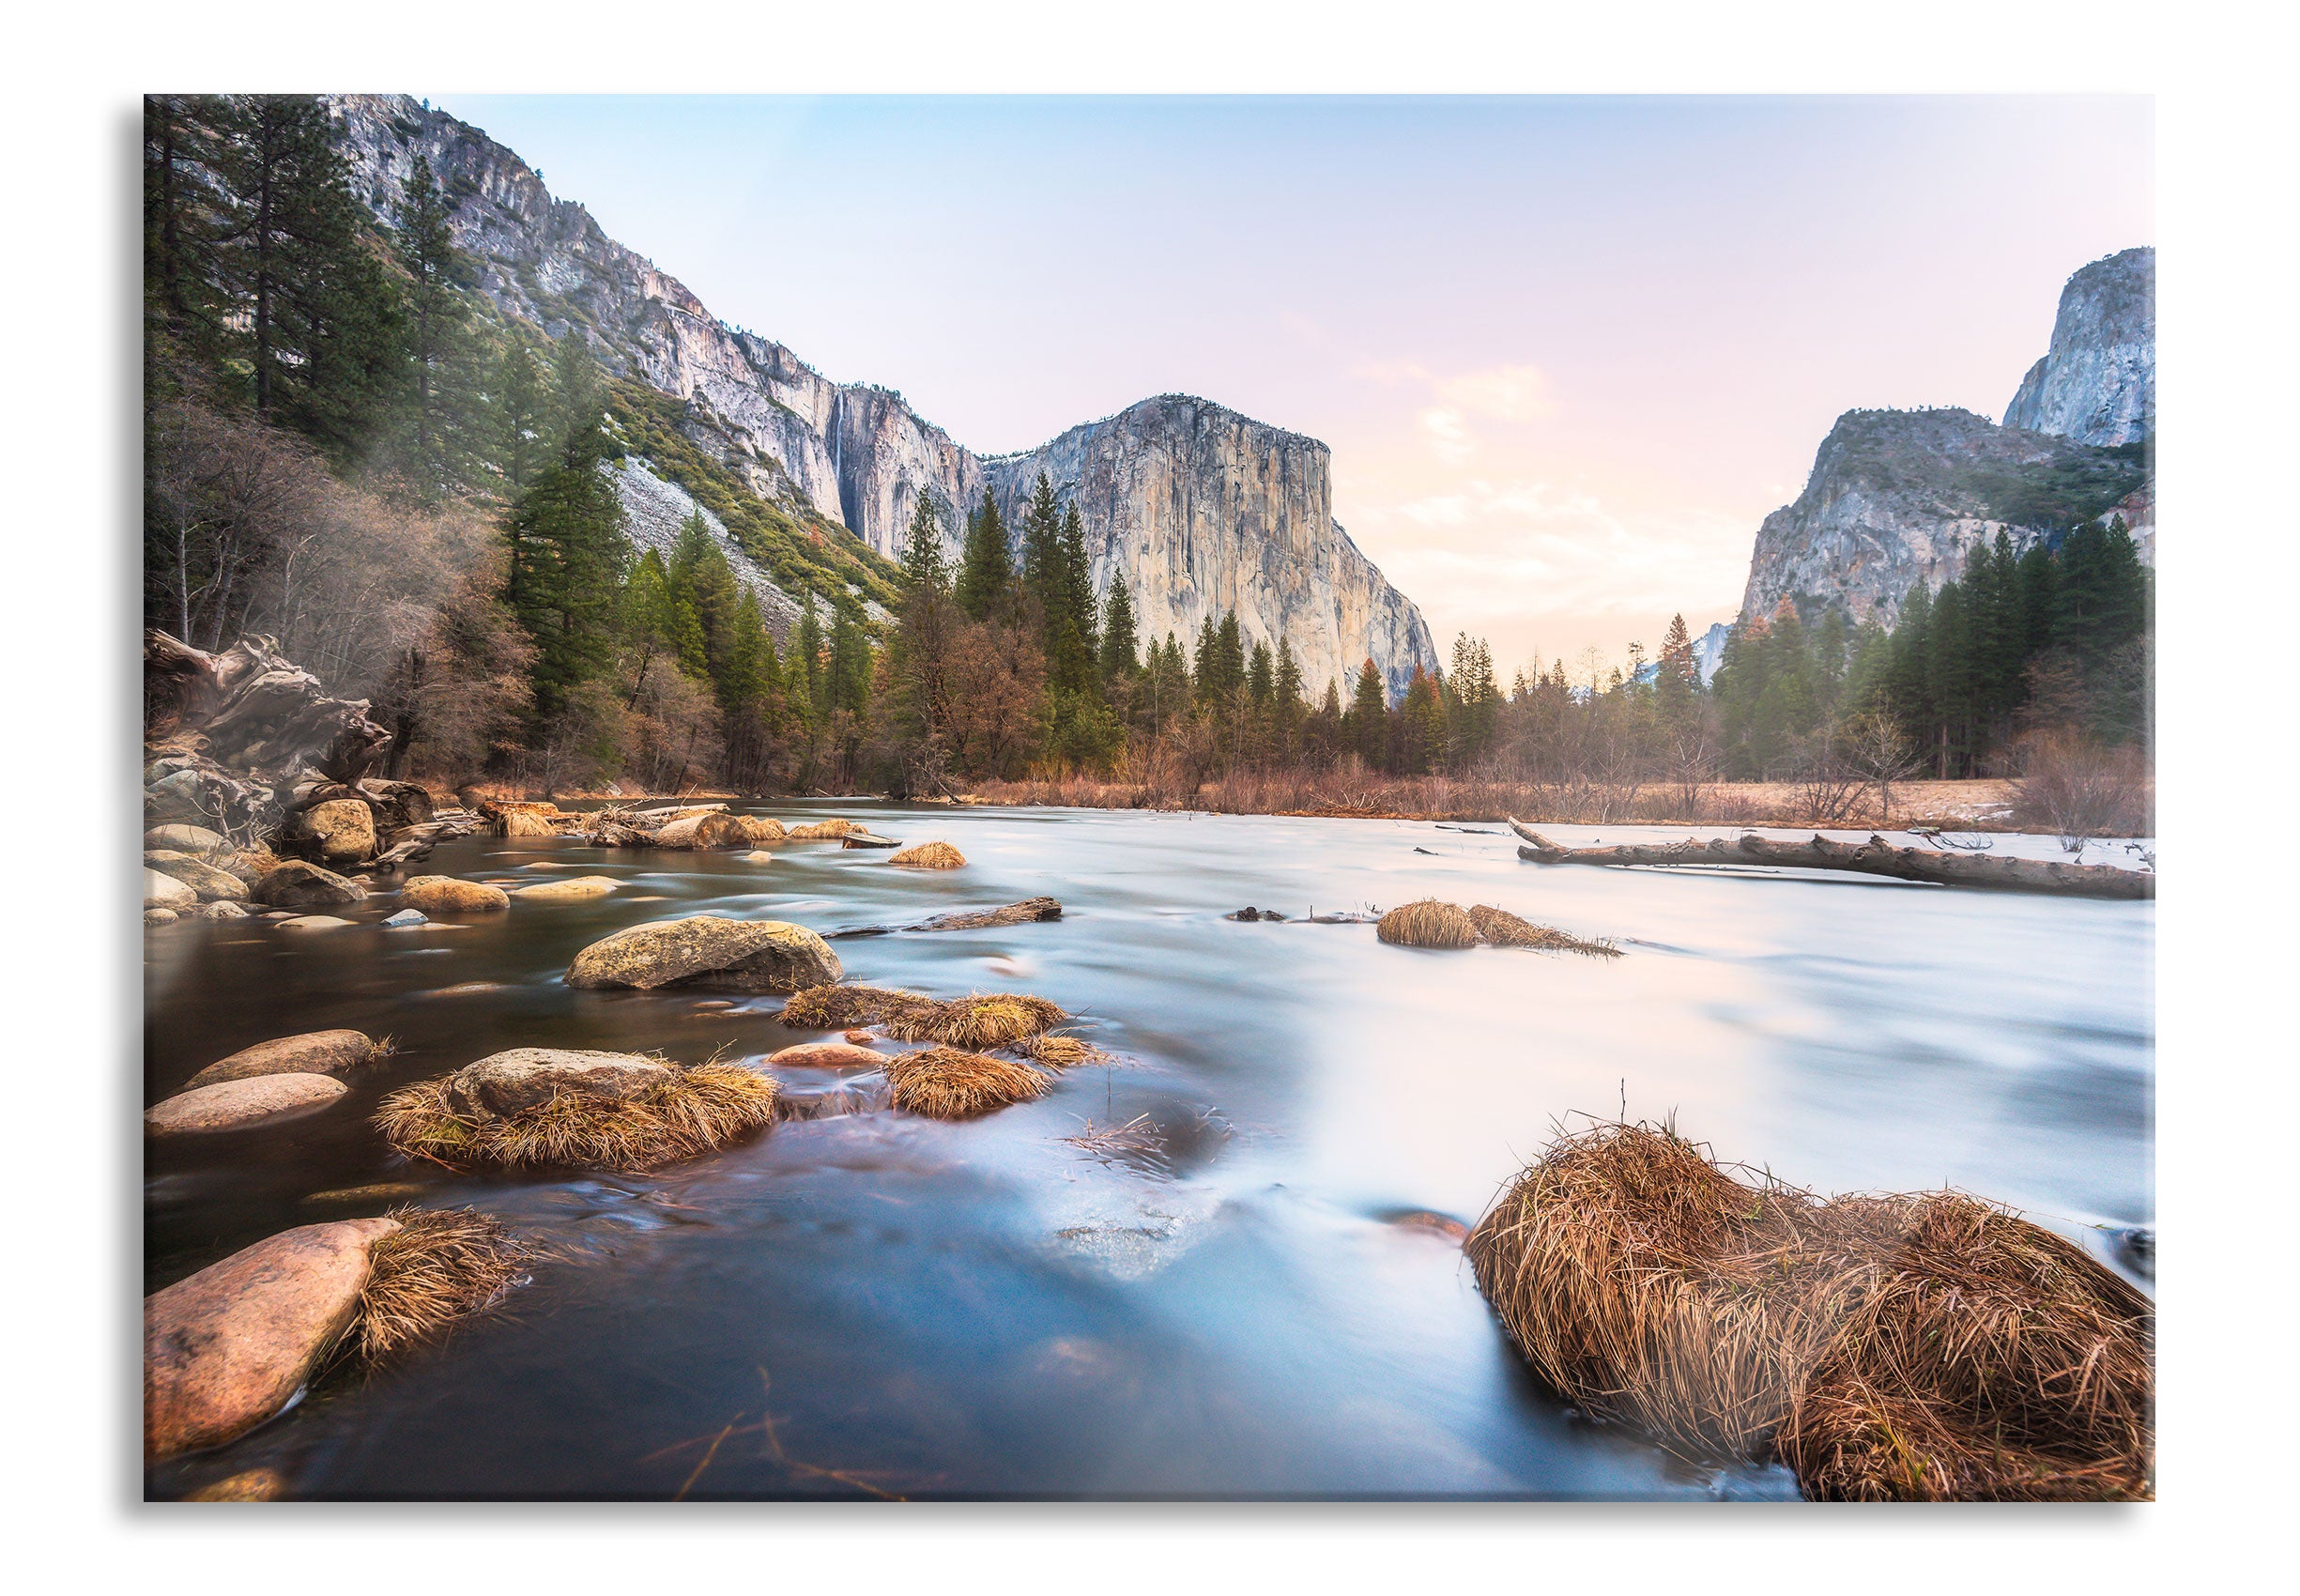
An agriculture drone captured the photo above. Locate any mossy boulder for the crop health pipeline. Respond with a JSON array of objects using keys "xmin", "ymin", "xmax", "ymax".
[
  {"xmin": 444, "ymin": 1048, "xmax": 677, "ymax": 1118},
  {"xmin": 253, "ymin": 861, "xmax": 367, "ymax": 909},
  {"xmin": 288, "ymin": 798, "xmax": 377, "ymax": 864},
  {"xmin": 565, "ymin": 914, "xmax": 843, "ymax": 993}
]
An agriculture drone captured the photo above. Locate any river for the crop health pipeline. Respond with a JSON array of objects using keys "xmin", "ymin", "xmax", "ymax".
[{"xmin": 143, "ymin": 804, "xmax": 2154, "ymax": 1500}]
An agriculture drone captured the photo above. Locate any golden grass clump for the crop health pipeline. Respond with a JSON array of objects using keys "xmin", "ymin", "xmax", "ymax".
[
  {"xmin": 374, "ymin": 1063, "xmax": 779, "ymax": 1172},
  {"xmin": 779, "ymin": 984, "xmax": 943, "ymax": 1034},
  {"xmin": 889, "ymin": 839, "xmax": 966, "ymax": 869},
  {"xmin": 1464, "ymin": 1122, "xmax": 2153, "ymax": 1501},
  {"xmin": 788, "ymin": 819, "xmax": 857, "ymax": 839},
  {"xmin": 1376, "ymin": 898, "xmax": 1482, "ymax": 948},
  {"xmin": 885, "ymin": 990, "xmax": 1070, "ymax": 1049},
  {"xmin": 347, "ymin": 1206, "xmax": 535, "ymax": 1363},
  {"xmin": 1005, "ymin": 1032, "xmax": 1108, "ymax": 1067},
  {"xmin": 1466, "ymin": 903, "xmax": 1621, "ymax": 959},
  {"xmin": 883, "ymin": 1048, "xmax": 1049, "ymax": 1119}
]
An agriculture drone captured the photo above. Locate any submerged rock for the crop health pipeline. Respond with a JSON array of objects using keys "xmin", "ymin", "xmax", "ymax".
[
  {"xmin": 194, "ymin": 899, "xmax": 252, "ymax": 921},
  {"xmin": 400, "ymin": 875, "xmax": 511, "ymax": 913},
  {"xmin": 145, "ymin": 1217, "xmax": 399, "ymax": 1460},
  {"xmin": 145, "ymin": 907, "xmax": 178, "ymax": 926},
  {"xmin": 146, "ymin": 1073, "xmax": 347, "ymax": 1136},
  {"xmin": 767, "ymin": 1041, "xmax": 887, "ymax": 1070},
  {"xmin": 185, "ymin": 1029, "xmax": 378, "ymax": 1091},
  {"xmin": 444, "ymin": 1048, "xmax": 675, "ymax": 1119},
  {"xmin": 182, "ymin": 1467, "xmax": 289, "ymax": 1502},
  {"xmin": 382, "ymin": 908, "xmax": 428, "ymax": 928},
  {"xmin": 277, "ymin": 914, "xmax": 355, "ymax": 932},
  {"xmin": 564, "ymin": 914, "xmax": 843, "ymax": 992},
  {"xmin": 508, "ymin": 875, "xmax": 620, "ymax": 901},
  {"xmin": 905, "ymin": 897, "xmax": 1063, "ymax": 932},
  {"xmin": 253, "ymin": 861, "xmax": 367, "ymax": 909}
]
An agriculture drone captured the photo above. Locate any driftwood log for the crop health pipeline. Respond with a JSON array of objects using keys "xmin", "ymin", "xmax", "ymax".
[
  {"xmin": 145, "ymin": 631, "xmax": 389, "ymax": 784},
  {"xmin": 836, "ymin": 898, "xmax": 1064, "ymax": 938},
  {"xmin": 1507, "ymin": 821, "xmax": 2154, "ymax": 901}
]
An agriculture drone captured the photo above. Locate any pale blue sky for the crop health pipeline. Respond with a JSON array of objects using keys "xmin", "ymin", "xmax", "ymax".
[{"xmin": 432, "ymin": 94, "xmax": 2152, "ymax": 668}]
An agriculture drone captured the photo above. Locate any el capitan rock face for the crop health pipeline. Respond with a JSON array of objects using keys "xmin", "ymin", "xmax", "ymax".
[
  {"xmin": 326, "ymin": 95, "xmax": 1437, "ymax": 699},
  {"xmin": 2002, "ymin": 247, "xmax": 2154, "ymax": 447}
]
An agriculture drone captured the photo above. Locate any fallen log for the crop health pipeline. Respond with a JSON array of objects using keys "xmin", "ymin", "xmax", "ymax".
[
  {"xmin": 840, "ymin": 831, "xmax": 902, "ymax": 850},
  {"xmin": 1506, "ymin": 821, "xmax": 2153, "ymax": 900},
  {"xmin": 834, "ymin": 897, "xmax": 1064, "ymax": 937}
]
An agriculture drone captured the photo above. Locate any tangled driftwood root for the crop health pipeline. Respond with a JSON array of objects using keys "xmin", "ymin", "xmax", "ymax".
[
  {"xmin": 883, "ymin": 1048, "xmax": 1049, "ymax": 1119},
  {"xmin": 1377, "ymin": 898, "xmax": 1617, "ymax": 957},
  {"xmin": 346, "ymin": 1207, "xmax": 536, "ymax": 1363},
  {"xmin": 375, "ymin": 1063, "xmax": 778, "ymax": 1172},
  {"xmin": 1464, "ymin": 1123, "xmax": 2154, "ymax": 1500}
]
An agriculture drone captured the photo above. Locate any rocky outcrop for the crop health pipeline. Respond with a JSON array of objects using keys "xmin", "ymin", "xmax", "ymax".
[
  {"xmin": 1740, "ymin": 409, "xmax": 2151, "ymax": 628},
  {"xmin": 326, "ymin": 95, "xmax": 1436, "ymax": 699},
  {"xmin": 2003, "ymin": 248, "xmax": 2154, "ymax": 446},
  {"xmin": 564, "ymin": 915, "xmax": 843, "ymax": 992},
  {"xmin": 1737, "ymin": 250, "xmax": 2155, "ymax": 629}
]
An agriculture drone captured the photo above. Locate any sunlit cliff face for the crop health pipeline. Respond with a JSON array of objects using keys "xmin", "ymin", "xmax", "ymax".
[{"xmin": 433, "ymin": 92, "xmax": 2152, "ymax": 676}]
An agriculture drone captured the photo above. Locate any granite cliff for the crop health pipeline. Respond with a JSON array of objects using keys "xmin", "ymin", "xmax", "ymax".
[
  {"xmin": 1739, "ymin": 250, "xmax": 2155, "ymax": 628},
  {"xmin": 328, "ymin": 95, "xmax": 1437, "ymax": 696}
]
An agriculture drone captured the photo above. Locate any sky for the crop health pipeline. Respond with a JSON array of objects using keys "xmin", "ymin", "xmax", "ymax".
[{"xmin": 433, "ymin": 94, "xmax": 2152, "ymax": 676}]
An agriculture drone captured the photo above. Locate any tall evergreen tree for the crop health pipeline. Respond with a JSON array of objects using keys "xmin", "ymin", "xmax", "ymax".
[
  {"xmin": 1099, "ymin": 573, "xmax": 1140, "ymax": 682},
  {"xmin": 1020, "ymin": 473, "xmax": 1066, "ymax": 642},
  {"xmin": 1349, "ymin": 657, "xmax": 1388, "ymax": 768},
  {"xmin": 394, "ymin": 153, "xmax": 484, "ymax": 493},
  {"xmin": 1058, "ymin": 503, "xmax": 1098, "ymax": 663},
  {"xmin": 504, "ymin": 416, "xmax": 631, "ymax": 718},
  {"xmin": 496, "ymin": 335, "xmax": 548, "ymax": 493},
  {"xmin": 954, "ymin": 487, "xmax": 1014, "ymax": 622}
]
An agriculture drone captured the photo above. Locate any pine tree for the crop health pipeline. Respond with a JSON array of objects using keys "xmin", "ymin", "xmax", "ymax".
[
  {"xmin": 1058, "ymin": 503, "xmax": 1098, "ymax": 663},
  {"xmin": 1349, "ymin": 657, "xmax": 1388, "ymax": 768},
  {"xmin": 954, "ymin": 487, "xmax": 1014, "ymax": 622},
  {"xmin": 1098, "ymin": 573, "xmax": 1140, "ymax": 682},
  {"xmin": 898, "ymin": 494, "xmax": 951, "ymax": 594},
  {"xmin": 791, "ymin": 595, "xmax": 824, "ymax": 724},
  {"xmin": 1248, "ymin": 641, "xmax": 1274, "ymax": 707},
  {"xmin": 395, "ymin": 152, "xmax": 483, "ymax": 493},
  {"xmin": 496, "ymin": 335, "xmax": 548, "ymax": 493},
  {"xmin": 144, "ymin": 95, "xmax": 233, "ymax": 383},
  {"xmin": 505, "ymin": 416, "xmax": 631, "ymax": 718}
]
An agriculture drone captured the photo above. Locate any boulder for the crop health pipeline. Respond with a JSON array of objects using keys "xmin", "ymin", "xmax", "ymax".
[
  {"xmin": 146, "ymin": 823, "xmax": 228, "ymax": 853},
  {"xmin": 286, "ymin": 798, "xmax": 377, "ymax": 864},
  {"xmin": 145, "ymin": 908, "xmax": 178, "ymax": 926},
  {"xmin": 194, "ymin": 900, "xmax": 252, "ymax": 921},
  {"xmin": 654, "ymin": 812, "xmax": 746, "ymax": 850},
  {"xmin": 767, "ymin": 1041, "xmax": 887, "ymax": 1070},
  {"xmin": 400, "ymin": 876, "xmax": 511, "ymax": 913},
  {"xmin": 565, "ymin": 915, "xmax": 843, "ymax": 993},
  {"xmin": 443, "ymin": 1048, "xmax": 676, "ymax": 1119},
  {"xmin": 146, "ymin": 1073, "xmax": 348, "ymax": 1137},
  {"xmin": 184, "ymin": 1030, "xmax": 377, "ymax": 1092},
  {"xmin": 739, "ymin": 851, "xmax": 777, "ymax": 864},
  {"xmin": 253, "ymin": 861, "xmax": 367, "ymax": 909},
  {"xmin": 144, "ymin": 868, "xmax": 197, "ymax": 911},
  {"xmin": 509, "ymin": 875, "xmax": 621, "ymax": 901},
  {"xmin": 145, "ymin": 1217, "xmax": 399, "ymax": 1460},
  {"xmin": 382, "ymin": 908, "xmax": 428, "ymax": 928},
  {"xmin": 277, "ymin": 914, "xmax": 355, "ymax": 932},
  {"xmin": 145, "ymin": 851, "xmax": 252, "ymax": 902}
]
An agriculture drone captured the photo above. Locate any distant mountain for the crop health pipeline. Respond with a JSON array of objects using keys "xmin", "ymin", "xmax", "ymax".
[
  {"xmin": 327, "ymin": 95, "xmax": 1438, "ymax": 699},
  {"xmin": 1736, "ymin": 249, "xmax": 2154, "ymax": 629}
]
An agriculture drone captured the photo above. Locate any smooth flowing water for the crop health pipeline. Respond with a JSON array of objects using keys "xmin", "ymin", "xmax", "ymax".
[{"xmin": 143, "ymin": 805, "xmax": 2154, "ymax": 1500}]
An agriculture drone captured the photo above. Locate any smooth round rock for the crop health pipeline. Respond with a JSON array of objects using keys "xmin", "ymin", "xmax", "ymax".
[
  {"xmin": 565, "ymin": 915, "xmax": 843, "ymax": 993},
  {"xmin": 145, "ymin": 1218, "xmax": 399, "ymax": 1460},
  {"xmin": 185, "ymin": 1030, "xmax": 376, "ymax": 1092},
  {"xmin": 277, "ymin": 914, "xmax": 354, "ymax": 932},
  {"xmin": 194, "ymin": 899, "xmax": 252, "ymax": 921},
  {"xmin": 290, "ymin": 798, "xmax": 377, "ymax": 864},
  {"xmin": 768, "ymin": 1041, "xmax": 887, "ymax": 1070},
  {"xmin": 146, "ymin": 851, "xmax": 252, "ymax": 902},
  {"xmin": 146, "ymin": 823, "xmax": 229, "ymax": 853},
  {"xmin": 509, "ymin": 875, "xmax": 621, "ymax": 901},
  {"xmin": 444, "ymin": 1048, "xmax": 675, "ymax": 1118},
  {"xmin": 145, "ymin": 907, "xmax": 178, "ymax": 926},
  {"xmin": 145, "ymin": 868, "xmax": 197, "ymax": 912},
  {"xmin": 401, "ymin": 875, "xmax": 511, "ymax": 913},
  {"xmin": 146, "ymin": 1074, "xmax": 347, "ymax": 1137}
]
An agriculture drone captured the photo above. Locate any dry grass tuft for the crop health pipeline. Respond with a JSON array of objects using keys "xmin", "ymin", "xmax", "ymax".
[
  {"xmin": 885, "ymin": 990, "xmax": 1070, "ymax": 1049},
  {"xmin": 882, "ymin": 1048, "xmax": 1049, "ymax": 1119},
  {"xmin": 1005, "ymin": 1032, "xmax": 1108, "ymax": 1067},
  {"xmin": 1466, "ymin": 903, "xmax": 1622, "ymax": 959},
  {"xmin": 1376, "ymin": 898, "xmax": 1482, "ymax": 949},
  {"xmin": 374, "ymin": 1062, "xmax": 779, "ymax": 1171},
  {"xmin": 1061, "ymin": 1113, "xmax": 1162, "ymax": 1158},
  {"xmin": 888, "ymin": 839, "xmax": 966, "ymax": 869},
  {"xmin": 787, "ymin": 819, "xmax": 857, "ymax": 839},
  {"xmin": 1465, "ymin": 1122, "xmax": 2153, "ymax": 1501},
  {"xmin": 779, "ymin": 984, "xmax": 943, "ymax": 1034},
  {"xmin": 347, "ymin": 1207, "xmax": 535, "ymax": 1363}
]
